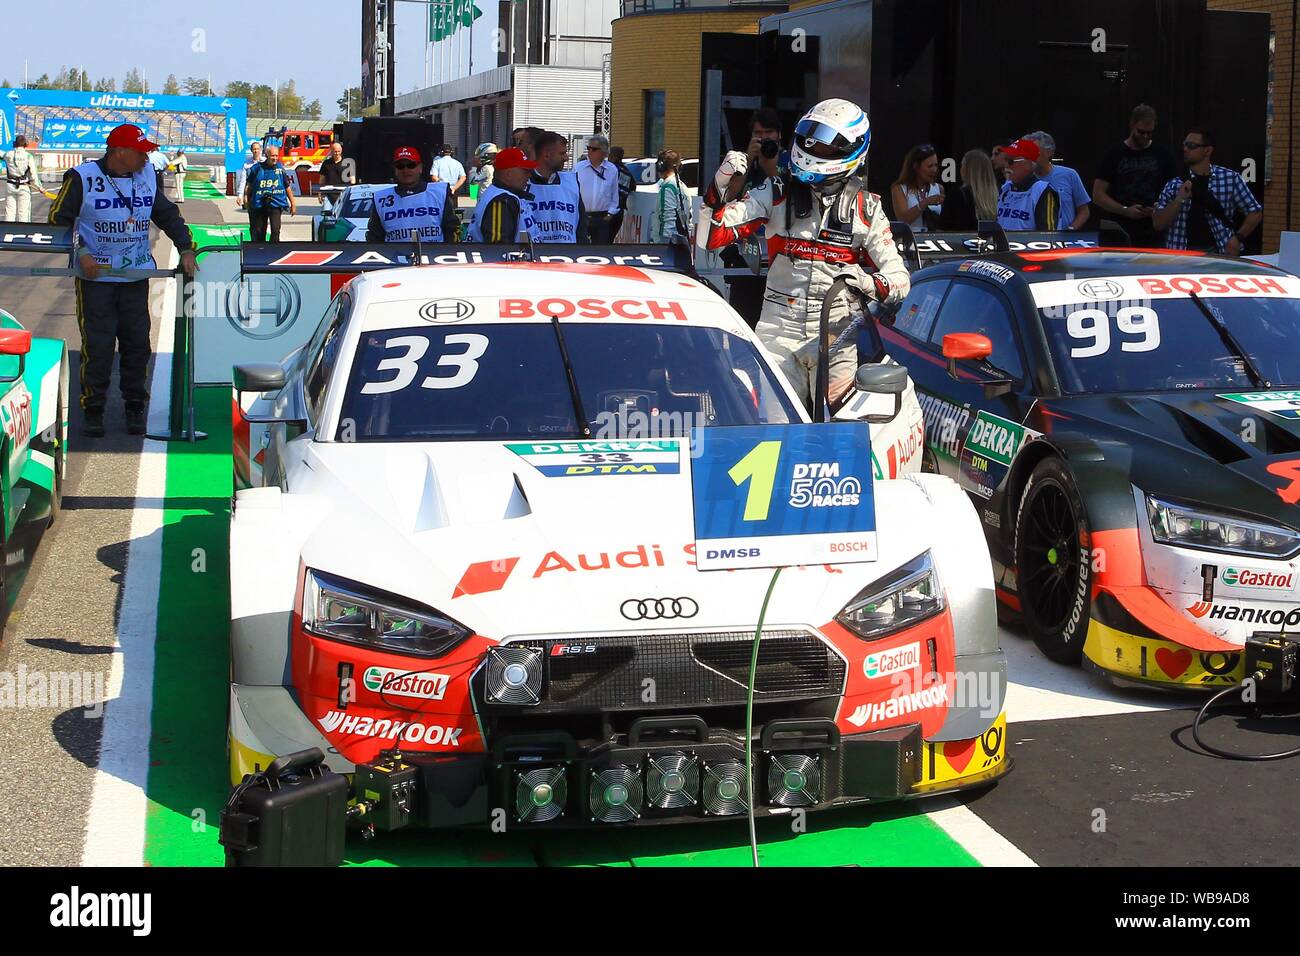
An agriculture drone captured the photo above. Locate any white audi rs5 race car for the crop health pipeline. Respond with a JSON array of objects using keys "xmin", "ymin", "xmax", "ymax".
[{"xmin": 224, "ymin": 250, "xmax": 1008, "ymax": 844}]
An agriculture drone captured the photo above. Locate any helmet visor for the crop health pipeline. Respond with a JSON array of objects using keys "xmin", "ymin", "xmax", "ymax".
[{"xmin": 794, "ymin": 118, "xmax": 859, "ymax": 160}]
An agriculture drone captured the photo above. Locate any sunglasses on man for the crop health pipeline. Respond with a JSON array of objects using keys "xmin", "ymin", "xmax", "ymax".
[{"xmin": 394, "ymin": 161, "xmax": 419, "ymax": 170}]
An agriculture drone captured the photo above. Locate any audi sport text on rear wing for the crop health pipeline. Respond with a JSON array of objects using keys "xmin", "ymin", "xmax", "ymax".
[
  {"xmin": 889, "ymin": 219, "xmax": 1101, "ymax": 271},
  {"xmin": 239, "ymin": 242, "xmax": 696, "ymax": 275},
  {"xmin": 0, "ymin": 222, "xmax": 173, "ymax": 279}
]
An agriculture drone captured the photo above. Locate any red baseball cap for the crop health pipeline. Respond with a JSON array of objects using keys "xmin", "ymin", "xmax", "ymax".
[
  {"xmin": 106, "ymin": 124, "xmax": 159, "ymax": 152},
  {"xmin": 494, "ymin": 147, "xmax": 537, "ymax": 171},
  {"xmin": 1001, "ymin": 138, "xmax": 1040, "ymax": 163},
  {"xmin": 393, "ymin": 146, "xmax": 421, "ymax": 164}
]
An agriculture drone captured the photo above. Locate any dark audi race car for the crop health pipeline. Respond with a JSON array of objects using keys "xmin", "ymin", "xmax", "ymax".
[{"xmin": 873, "ymin": 247, "xmax": 1300, "ymax": 689}]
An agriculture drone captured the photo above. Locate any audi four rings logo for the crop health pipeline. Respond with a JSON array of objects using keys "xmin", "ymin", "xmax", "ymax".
[
  {"xmin": 620, "ymin": 597, "xmax": 699, "ymax": 621},
  {"xmin": 1077, "ymin": 279, "xmax": 1124, "ymax": 300},
  {"xmin": 419, "ymin": 298, "xmax": 475, "ymax": 323}
]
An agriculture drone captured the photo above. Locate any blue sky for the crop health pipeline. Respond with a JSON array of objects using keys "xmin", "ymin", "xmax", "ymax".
[{"xmin": 2, "ymin": 1, "xmax": 431, "ymax": 111}]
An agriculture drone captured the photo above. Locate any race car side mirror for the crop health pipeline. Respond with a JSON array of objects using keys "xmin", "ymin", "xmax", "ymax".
[
  {"xmin": 846, "ymin": 363, "xmax": 907, "ymax": 424},
  {"xmin": 942, "ymin": 333, "xmax": 992, "ymax": 381},
  {"xmin": 234, "ymin": 363, "xmax": 286, "ymax": 394},
  {"xmin": 854, "ymin": 363, "xmax": 908, "ymax": 395},
  {"xmin": 0, "ymin": 329, "xmax": 33, "ymax": 356}
]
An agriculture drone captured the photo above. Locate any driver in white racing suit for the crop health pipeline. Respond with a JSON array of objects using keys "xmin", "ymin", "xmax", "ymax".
[{"xmin": 705, "ymin": 99, "xmax": 909, "ymax": 410}]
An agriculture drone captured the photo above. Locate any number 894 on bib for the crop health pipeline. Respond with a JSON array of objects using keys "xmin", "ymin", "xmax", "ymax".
[{"xmin": 689, "ymin": 423, "xmax": 878, "ymax": 571}]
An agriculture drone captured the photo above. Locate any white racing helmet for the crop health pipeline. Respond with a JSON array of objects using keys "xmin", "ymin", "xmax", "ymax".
[
  {"xmin": 475, "ymin": 142, "xmax": 500, "ymax": 162},
  {"xmin": 789, "ymin": 98, "xmax": 871, "ymax": 188}
]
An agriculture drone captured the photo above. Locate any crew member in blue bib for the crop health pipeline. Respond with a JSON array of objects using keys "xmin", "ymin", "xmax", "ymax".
[
  {"xmin": 996, "ymin": 138, "xmax": 1063, "ymax": 232},
  {"xmin": 528, "ymin": 131, "xmax": 589, "ymax": 243},
  {"xmin": 244, "ymin": 144, "xmax": 297, "ymax": 241},
  {"xmin": 367, "ymin": 146, "xmax": 459, "ymax": 243},
  {"xmin": 49, "ymin": 124, "xmax": 197, "ymax": 437},
  {"xmin": 467, "ymin": 147, "xmax": 542, "ymax": 242}
]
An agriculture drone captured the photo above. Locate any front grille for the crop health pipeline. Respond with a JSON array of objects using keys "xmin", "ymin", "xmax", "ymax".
[{"xmin": 495, "ymin": 630, "xmax": 845, "ymax": 714}]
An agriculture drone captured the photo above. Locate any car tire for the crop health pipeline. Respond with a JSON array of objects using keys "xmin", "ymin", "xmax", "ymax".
[{"xmin": 1014, "ymin": 456, "xmax": 1092, "ymax": 665}]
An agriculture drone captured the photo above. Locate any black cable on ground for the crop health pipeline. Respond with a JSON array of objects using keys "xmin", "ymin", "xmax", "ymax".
[{"xmin": 1191, "ymin": 681, "xmax": 1300, "ymax": 761}]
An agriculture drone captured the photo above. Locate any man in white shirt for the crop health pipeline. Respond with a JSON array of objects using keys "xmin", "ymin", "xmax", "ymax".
[
  {"xmin": 1, "ymin": 136, "xmax": 46, "ymax": 222},
  {"xmin": 574, "ymin": 134, "xmax": 621, "ymax": 242},
  {"xmin": 170, "ymin": 149, "xmax": 189, "ymax": 203},
  {"xmin": 430, "ymin": 146, "xmax": 467, "ymax": 196}
]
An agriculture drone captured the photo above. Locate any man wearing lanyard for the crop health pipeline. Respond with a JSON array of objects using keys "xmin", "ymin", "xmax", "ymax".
[
  {"xmin": 575, "ymin": 135, "xmax": 620, "ymax": 243},
  {"xmin": 244, "ymin": 145, "xmax": 297, "ymax": 241},
  {"xmin": 528, "ymin": 131, "xmax": 588, "ymax": 243},
  {"xmin": 367, "ymin": 146, "xmax": 459, "ymax": 243},
  {"xmin": 48, "ymin": 124, "xmax": 197, "ymax": 437}
]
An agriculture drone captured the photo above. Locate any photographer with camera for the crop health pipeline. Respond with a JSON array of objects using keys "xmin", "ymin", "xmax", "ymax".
[{"xmin": 702, "ymin": 108, "xmax": 786, "ymax": 327}]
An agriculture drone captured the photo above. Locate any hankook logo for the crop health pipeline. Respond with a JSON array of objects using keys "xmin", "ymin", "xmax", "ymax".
[
  {"xmin": 620, "ymin": 597, "xmax": 699, "ymax": 621},
  {"xmin": 419, "ymin": 298, "xmax": 475, "ymax": 323},
  {"xmin": 225, "ymin": 275, "xmax": 300, "ymax": 339},
  {"xmin": 1076, "ymin": 279, "xmax": 1124, "ymax": 300}
]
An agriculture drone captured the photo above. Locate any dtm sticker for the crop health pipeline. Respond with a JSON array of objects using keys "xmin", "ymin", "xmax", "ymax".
[
  {"xmin": 1218, "ymin": 391, "xmax": 1300, "ymax": 421},
  {"xmin": 959, "ymin": 411, "xmax": 1039, "ymax": 500},
  {"xmin": 1220, "ymin": 567, "xmax": 1294, "ymax": 591},
  {"xmin": 506, "ymin": 439, "xmax": 681, "ymax": 477},
  {"xmin": 862, "ymin": 641, "xmax": 921, "ymax": 679},
  {"xmin": 317, "ymin": 711, "xmax": 463, "ymax": 746},
  {"xmin": 362, "ymin": 666, "xmax": 449, "ymax": 701},
  {"xmin": 788, "ymin": 462, "xmax": 861, "ymax": 508},
  {"xmin": 690, "ymin": 423, "xmax": 876, "ymax": 570}
]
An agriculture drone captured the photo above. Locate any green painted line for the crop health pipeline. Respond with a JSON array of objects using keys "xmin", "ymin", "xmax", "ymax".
[
  {"xmin": 141, "ymin": 390, "xmax": 982, "ymax": 867},
  {"xmin": 189, "ymin": 223, "xmax": 251, "ymax": 248},
  {"xmin": 183, "ymin": 179, "xmax": 227, "ymax": 201}
]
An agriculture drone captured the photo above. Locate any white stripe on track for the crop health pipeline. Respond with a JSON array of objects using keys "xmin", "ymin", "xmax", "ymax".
[
  {"xmin": 925, "ymin": 797, "xmax": 1038, "ymax": 867},
  {"xmin": 81, "ymin": 257, "xmax": 177, "ymax": 866}
]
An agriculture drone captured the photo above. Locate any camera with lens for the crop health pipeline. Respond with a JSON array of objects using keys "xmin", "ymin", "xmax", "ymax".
[{"xmin": 759, "ymin": 138, "xmax": 780, "ymax": 160}]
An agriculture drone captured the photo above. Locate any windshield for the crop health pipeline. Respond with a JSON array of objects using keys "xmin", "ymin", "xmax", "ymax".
[
  {"xmin": 1037, "ymin": 276, "xmax": 1300, "ymax": 393},
  {"xmin": 339, "ymin": 322, "xmax": 800, "ymax": 440}
]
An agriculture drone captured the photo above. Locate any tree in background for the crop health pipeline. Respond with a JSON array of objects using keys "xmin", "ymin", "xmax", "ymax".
[
  {"xmin": 183, "ymin": 76, "xmax": 211, "ymax": 97},
  {"xmin": 123, "ymin": 69, "xmax": 145, "ymax": 94},
  {"xmin": 93, "ymin": 76, "xmax": 116, "ymax": 92},
  {"xmin": 276, "ymin": 80, "xmax": 303, "ymax": 116},
  {"xmin": 163, "ymin": 74, "xmax": 182, "ymax": 95},
  {"xmin": 336, "ymin": 86, "xmax": 362, "ymax": 120}
]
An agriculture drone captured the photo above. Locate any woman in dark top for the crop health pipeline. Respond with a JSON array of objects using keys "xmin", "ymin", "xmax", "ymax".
[{"xmin": 938, "ymin": 149, "xmax": 999, "ymax": 230}]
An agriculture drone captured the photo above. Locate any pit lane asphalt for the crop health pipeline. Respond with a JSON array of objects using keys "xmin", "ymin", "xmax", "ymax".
[
  {"xmin": 0, "ymin": 192, "xmax": 218, "ymax": 864},
  {"xmin": 3, "ymin": 190, "xmax": 1300, "ymax": 866}
]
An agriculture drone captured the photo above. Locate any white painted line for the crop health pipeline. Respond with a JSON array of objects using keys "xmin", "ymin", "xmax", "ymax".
[
  {"xmin": 926, "ymin": 797, "xmax": 1038, "ymax": 867},
  {"xmin": 81, "ymin": 253, "xmax": 178, "ymax": 866}
]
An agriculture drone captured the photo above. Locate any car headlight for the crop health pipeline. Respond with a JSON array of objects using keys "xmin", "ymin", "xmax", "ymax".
[
  {"xmin": 836, "ymin": 552, "xmax": 945, "ymax": 641},
  {"xmin": 302, "ymin": 569, "xmax": 471, "ymax": 657},
  {"xmin": 1145, "ymin": 495, "xmax": 1300, "ymax": 559}
]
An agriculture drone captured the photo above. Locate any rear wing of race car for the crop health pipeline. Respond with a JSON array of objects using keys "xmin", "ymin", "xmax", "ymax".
[
  {"xmin": 890, "ymin": 218, "xmax": 1136, "ymax": 273},
  {"xmin": 239, "ymin": 240, "xmax": 697, "ymax": 276},
  {"xmin": 0, "ymin": 222, "xmax": 173, "ymax": 279}
]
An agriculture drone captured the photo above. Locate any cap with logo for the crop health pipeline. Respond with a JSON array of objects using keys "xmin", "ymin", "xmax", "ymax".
[
  {"xmin": 106, "ymin": 124, "xmax": 160, "ymax": 153},
  {"xmin": 493, "ymin": 147, "xmax": 538, "ymax": 172},
  {"xmin": 1001, "ymin": 138, "xmax": 1041, "ymax": 163},
  {"xmin": 393, "ymin": 146, "xmax": 422, "ymax": 164}
]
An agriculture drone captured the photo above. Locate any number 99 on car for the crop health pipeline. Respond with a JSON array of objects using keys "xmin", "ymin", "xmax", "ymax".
[{"xmin": 689, "ymin": 423, "xmax": 879, "ymax": 571}]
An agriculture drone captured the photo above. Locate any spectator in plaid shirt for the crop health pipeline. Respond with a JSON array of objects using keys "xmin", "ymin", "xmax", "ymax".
[{"xmin": 1152, "ymin": 127, "xmax": 1262, "ymax": 255}]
